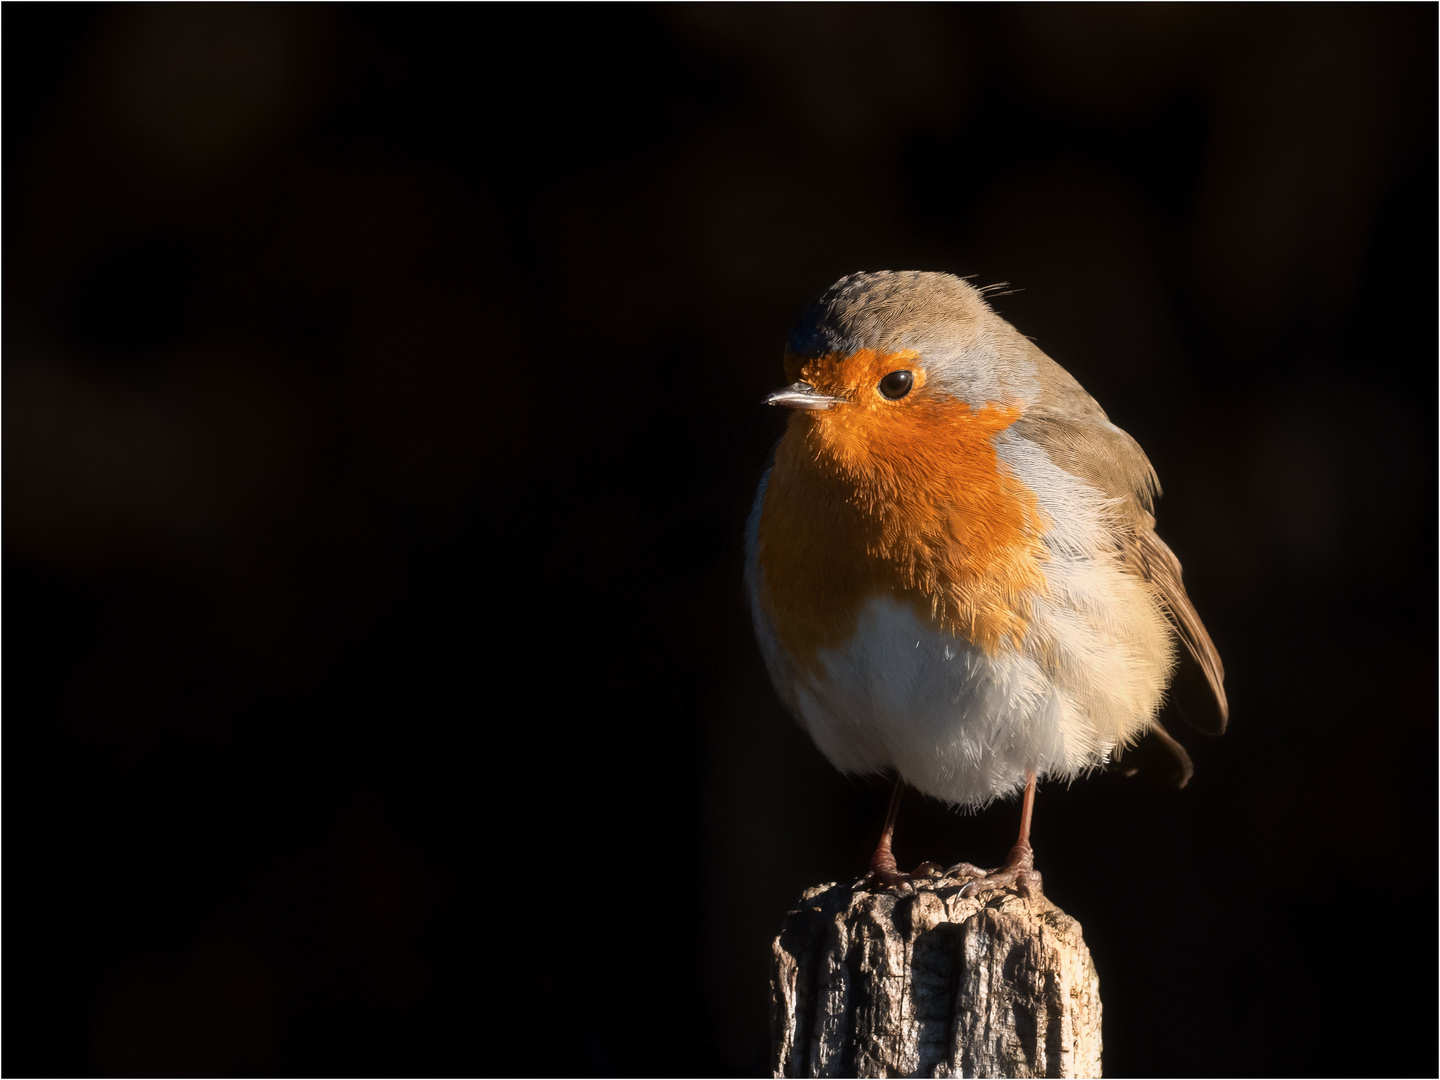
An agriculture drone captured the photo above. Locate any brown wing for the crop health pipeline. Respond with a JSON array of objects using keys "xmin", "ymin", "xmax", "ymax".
[
  {"xmin": 1130, "ymin": 522, "xmax": 1229, "ymax": 735},
  {"xmin": 1012, "ymin": 346, "xmax": 1229, "ymax": 770}
]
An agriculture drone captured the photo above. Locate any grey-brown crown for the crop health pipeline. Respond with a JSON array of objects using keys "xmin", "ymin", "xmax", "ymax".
[{"xmin": 787, "ymin": 271, "xmax": 991, "ymax": 360}]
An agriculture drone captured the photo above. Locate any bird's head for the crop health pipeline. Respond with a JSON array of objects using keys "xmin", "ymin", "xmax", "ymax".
[{"xmin": 767, "ymin": 271, "xmax": 1041, "ymax": 484}]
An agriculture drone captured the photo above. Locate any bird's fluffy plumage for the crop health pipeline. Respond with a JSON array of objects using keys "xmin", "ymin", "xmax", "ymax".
[{"xmin": 747, "ymin": 270, "xmax": 1225, "ymax": 809}]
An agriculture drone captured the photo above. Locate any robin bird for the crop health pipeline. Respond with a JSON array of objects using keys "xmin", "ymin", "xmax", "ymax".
[{"xmin": 745, "ymin": 270, "xmax": 1227, "ymax": 895}]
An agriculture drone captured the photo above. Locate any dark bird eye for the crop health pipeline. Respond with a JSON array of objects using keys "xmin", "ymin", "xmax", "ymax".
[{"xmin": 879, "ymin": 370, "xmax": 914, "ymax": 400}]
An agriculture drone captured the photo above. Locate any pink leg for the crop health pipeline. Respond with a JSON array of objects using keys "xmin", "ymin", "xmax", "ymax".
[
  {"xmin": 867, "ymin": 776, "xmax": 909, "ymax": 888},
  {"xmin": 957, "ymin": 770, "xmax": 1044, "ymax": 898}
]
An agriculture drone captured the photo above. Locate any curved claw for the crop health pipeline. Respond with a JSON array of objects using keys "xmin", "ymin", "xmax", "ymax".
[
  {"xmin": 864, "ymin": 868, "xmax": 915, "ymax": 892},
  {"xmin": 863, "ymin": 861, "xmax": 946, "ymax": 892},
  {"xmin": 958, "ymin": 868, "xmax": 1042, "ymax": 899},
  {"xmin": 954, "ymin": 842, "xmax": 1042, "ymax": 899}
]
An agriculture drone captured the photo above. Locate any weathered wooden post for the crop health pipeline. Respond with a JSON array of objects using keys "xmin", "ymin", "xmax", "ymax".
[{"xmin": 771, "ymin": 878, "xmax": 1102, "ymax": 1078}]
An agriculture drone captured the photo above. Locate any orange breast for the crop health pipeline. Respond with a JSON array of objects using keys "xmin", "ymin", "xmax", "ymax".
[{"xmin": 756, "ymin": 384, "xmax": 1048, "ymax": 676}]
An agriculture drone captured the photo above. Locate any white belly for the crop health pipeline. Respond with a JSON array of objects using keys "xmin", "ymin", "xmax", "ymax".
[
  {"xmin": 746, "ymin": 431, "xmax": 1176, "ymax": 810},
  {"xmin": 789, "ymin": 594, "xmax": 1122, "ymax": 806},
  {"xmin": 793, "ymin": 596, "xmax": 1071, "ymax": 806}
]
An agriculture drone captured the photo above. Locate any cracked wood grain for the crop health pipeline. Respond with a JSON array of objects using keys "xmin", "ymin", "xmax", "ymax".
[{"xmin": 771, "ymin": 881, "xmax": 1102, "ymax": 1078}]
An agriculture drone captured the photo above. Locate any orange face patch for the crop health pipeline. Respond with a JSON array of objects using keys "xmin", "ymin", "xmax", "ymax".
[{"xmin": 758, "ymin": 349, "xmax": 1048, "ymax": 675}]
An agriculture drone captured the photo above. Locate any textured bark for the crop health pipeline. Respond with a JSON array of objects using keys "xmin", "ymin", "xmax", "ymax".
[{"xmin": 771, "ymin": 880, "xmax": 1101, "ymax": 1078}]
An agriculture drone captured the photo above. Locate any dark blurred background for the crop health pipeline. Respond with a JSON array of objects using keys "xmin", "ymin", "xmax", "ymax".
[{"xmin": 6, "ymin": 4, "xmax": 1436, "ymax": 1076}]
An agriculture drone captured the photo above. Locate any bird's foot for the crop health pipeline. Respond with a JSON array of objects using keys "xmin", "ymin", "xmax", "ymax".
[
  {"xmin": 949, "ymin": 842, "xmax": 1043, "ymax": 899},
  {"xmin": 863, "ymin": 852, "xmax": 946, "ymax": 891}
]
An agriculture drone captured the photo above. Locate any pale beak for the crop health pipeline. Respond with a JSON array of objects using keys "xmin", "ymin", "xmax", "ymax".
[{"xmin": 765, "ymin": 381, "xmax": 843, "ymax": 411}]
